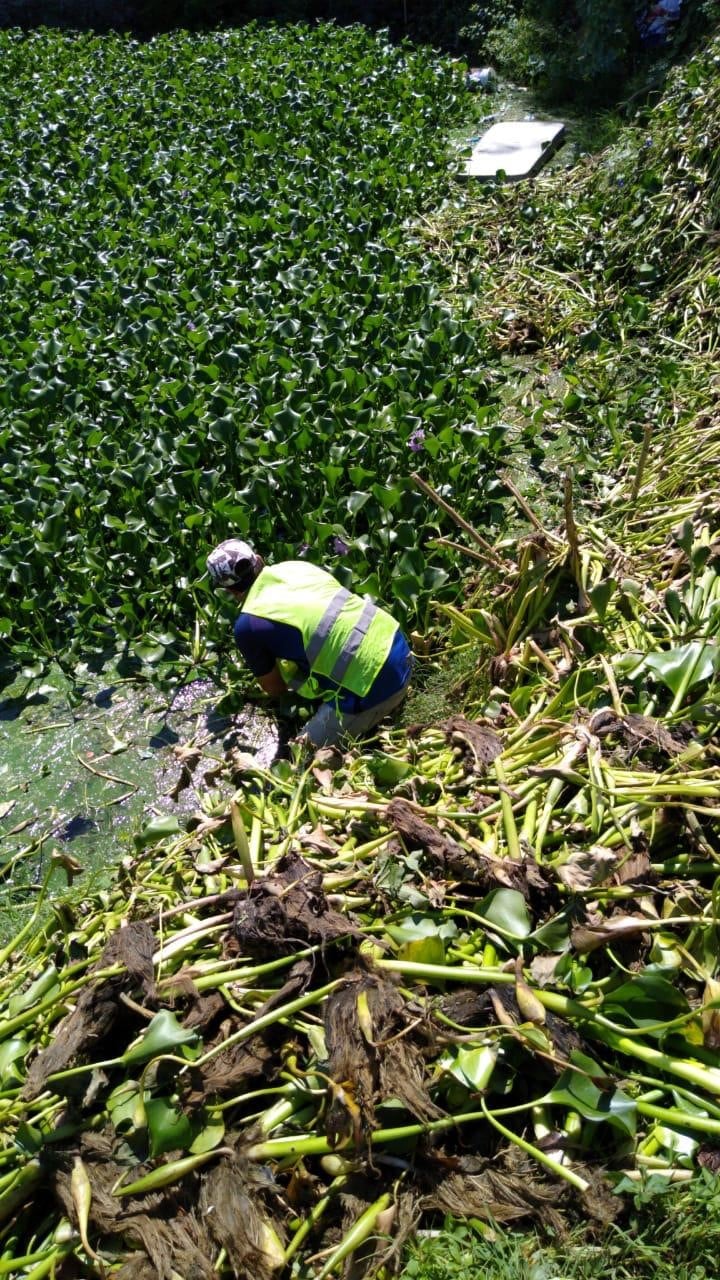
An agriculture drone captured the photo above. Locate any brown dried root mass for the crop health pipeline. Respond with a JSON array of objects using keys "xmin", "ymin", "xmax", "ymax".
[
  {"xmin": 386, "ymin": 798, "xmax": 557, "ymax": 907},
  {"xmin": 52, "ymin": 1133, "xmax": 215, "ymax": 1280},
  {"xmin": 53, "ymin": 1134, "xmax": 288, "ymax": 1280},
  {"xmin": 23, "ymin": 922, "xmax": 156, "ymax": 1099},
  {"xmin": 592, "ymin": 709, "xmax": 690, "ymax": 761},
  {"xmin": 439, "ymin": 987, "xmax": 491, "ymax": 1027},
  {"xmin": 324, "ymin": 972, "xmax": 442, "ymax": 1145},
  {"xmin": 440, "ymin": 716, "xmax": 503, "ymax": 772},
  {"xmin": 420, "ymin": 1146, "xmax": 567, "ymax": 1232},
  {"xmin": 385, "ymin": 798, "xmax": 481, "ymax": 882},
  {"xmin": 114, "ymin": 1255, "xmax": 160, "ymax": 1280},
  {"xmin": 253, "ymin": 955, "xmax": 315, "ymax": 1015},
  {"xmin": 232, "ymin": 851, "xmax": 361, "ymax": 959},
  {"xmin": 191, "ymin": 1033, "xmax": 279, "ymax": 1102},
  {"xmin": 182, "ymin": 990, "xmax": 227, "ymax": 1034},
  {"xmin": 199, "ymin": 1156, "xmax": 285, "ymax": 1280},
  {"xmin": 438, "ymin": 986, "xmax": 585, "ymax": 1063},
  {"xmin": 483, "ymin": 852, "xmax": 557, "ymax": 913}
]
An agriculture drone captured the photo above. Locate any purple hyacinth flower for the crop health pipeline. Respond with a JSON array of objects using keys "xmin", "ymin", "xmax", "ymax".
[
  {"xmin": 408, "ymin": 427, "xmax": 426, "ymax": 452},
  {"xmin": 332, "ymin": 536, "xmax": 349, "ymax": 556}
]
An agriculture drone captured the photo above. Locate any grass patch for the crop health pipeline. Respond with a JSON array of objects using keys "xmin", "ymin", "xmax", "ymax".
[
  {"xmin": 400, "ymin": 644, "xmax": 480, "ymax": 727},
  {"xmin": 403, "ymin": 1172, "xmax": 720, "ymax": 1279}
]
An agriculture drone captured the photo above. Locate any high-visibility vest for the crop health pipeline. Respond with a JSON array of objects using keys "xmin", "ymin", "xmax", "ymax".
[{"xmin": 242, "ymin": 561, "xmax": 399, "ymax": 699}]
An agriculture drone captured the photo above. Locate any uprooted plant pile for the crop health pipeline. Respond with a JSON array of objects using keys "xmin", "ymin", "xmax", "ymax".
[{"xmin": 2, "ymin": 393, "xmax": 720, "ymax": 1276}]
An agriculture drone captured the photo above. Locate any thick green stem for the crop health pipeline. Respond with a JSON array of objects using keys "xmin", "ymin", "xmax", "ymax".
[
  {"xmin": 480, "ymin": 1098, "xmax": 590, "ymax": 1192},
  {"xmin": 190, "ymin": 944, "xmax": 326, "ymax": 993},
  {"xmin": 284, "ymin": 1176, "xmax": 347, "ymax": 1265},
  {"xmin": 637, "ymin": 1099, "xmax": 720, "ymax": 1136},
  {"xmin": 494, "ymin": 756, "xmax": 521, "ymax": 860},
  {"xmin": 22, "ymin": 1250, "xmax": 73, "ymax": 1280},
  {"xmin": 248, "ymin": 1104, "xmax": 515, "ymax": 1162},
  {"xmin": 191, "ymin": 980, "xmax": 343, "ymax": 1070}
]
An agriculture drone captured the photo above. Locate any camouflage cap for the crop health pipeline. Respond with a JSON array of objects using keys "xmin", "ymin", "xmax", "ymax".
[{"xmin": 206, "ymin": 539, "xmax": 260, "ymax": 590}]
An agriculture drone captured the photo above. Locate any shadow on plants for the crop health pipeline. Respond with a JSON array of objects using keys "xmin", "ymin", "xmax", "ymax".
[{"xmin": 9, "ymin": 0, "xmax": 716, "ymax": 115}]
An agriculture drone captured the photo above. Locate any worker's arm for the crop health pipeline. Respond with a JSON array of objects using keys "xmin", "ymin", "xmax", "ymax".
[
  {"xmin": 257, "ymin": 665, "xmax": 288, "ymax": 697},
  {"xmin": 234, "ymin": 615, "xmax": 290, "ymax": 697}
]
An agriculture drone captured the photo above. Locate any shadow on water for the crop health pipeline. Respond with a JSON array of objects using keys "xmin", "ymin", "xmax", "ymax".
[
  {"xmin": 148, "ymin": 724, "xmax": 180, "ymax": 750},
  {"xmin": 57, "ymin": 814, "xmax": 98, "ymax": 841},
  {"xmin": 115, "ymin": 649, "xmax": 144, "ymax": 680},
  {"xmin": 93, "ymin": 686, "xmax": 118, "ymax": 708},
  {"xmin": 0, "ymin": 697, "xmax": 26, "ymax": 723}
]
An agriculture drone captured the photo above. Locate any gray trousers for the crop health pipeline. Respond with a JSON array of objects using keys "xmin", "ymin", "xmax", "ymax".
[{"xmin": 302, "ymin": 684, "xmax": 409, "ymax": 748}]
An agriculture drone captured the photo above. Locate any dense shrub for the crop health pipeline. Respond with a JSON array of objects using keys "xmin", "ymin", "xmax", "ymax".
[{"xmin": 485, "ymin": 0, "xmax": 720, "ymax": 102}]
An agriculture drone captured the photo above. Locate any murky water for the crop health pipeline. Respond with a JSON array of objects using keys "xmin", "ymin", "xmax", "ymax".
[{"xmin": 0, "ymin": 668, "xmax": 281, "ymax": 938}]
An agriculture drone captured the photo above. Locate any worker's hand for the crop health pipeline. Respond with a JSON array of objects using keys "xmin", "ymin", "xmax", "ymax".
[{"xmin": 258, "ymin": 665, "xmax": 288, "ymax": 697}]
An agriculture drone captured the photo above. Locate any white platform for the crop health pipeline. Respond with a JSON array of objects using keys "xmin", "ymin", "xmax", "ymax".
[{"xmin": 463, "ymin": 120, "xmax": 565, "ymax": 180}]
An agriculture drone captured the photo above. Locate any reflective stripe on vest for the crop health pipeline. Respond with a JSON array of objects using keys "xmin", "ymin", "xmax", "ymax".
[
  {"xmin": 306, "ymin": 588, "xmax": 350, "ymax": 668},
  {"xmin": 329, "ymin": 596, "xmax": 377, "ymax": 685}
]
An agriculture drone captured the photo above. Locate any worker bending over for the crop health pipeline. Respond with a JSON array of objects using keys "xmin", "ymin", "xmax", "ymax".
[{"xmin": 207, "ymin": 539, "xmax": 413, "ymax": 748}]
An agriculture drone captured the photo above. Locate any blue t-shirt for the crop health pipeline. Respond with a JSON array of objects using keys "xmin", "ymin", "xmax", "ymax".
[{"xmin": 234, "ymin": 612, "xmax": 412, "ymax": 713}]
